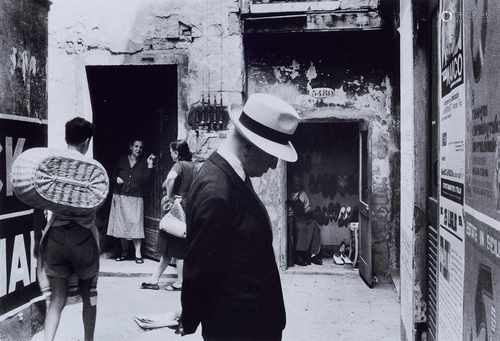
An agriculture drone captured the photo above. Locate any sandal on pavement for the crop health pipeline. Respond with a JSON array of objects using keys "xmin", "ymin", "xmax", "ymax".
[
  {"xmin": 341, "ymin": 254, "xmax": 353, "ymax": 265},
  {"xmin": 140, "ymin": 282, "xmax": 160, "ymax": 290},
  {"xmin": 165, "ymin": 283, "xmax": 182, "ymax": 291},
  {"xmin": 333, "ymin": 253, "xmax": 345, "ymax": 265},
  {"xmin": 135, "ymin": 257, "xmax": 144, "ymax": 264},
  {"xmin": 115, "ymin": 255, "xmax": 127, "ymax": 261}
]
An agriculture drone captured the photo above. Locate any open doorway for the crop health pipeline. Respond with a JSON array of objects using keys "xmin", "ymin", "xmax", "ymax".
[
  {"xmin": 86, "ymin": 64, "xmax": 178, "ymax": 260},
  {"xmin": 287, "ymin": 122, "xmax": 360, "ymax": 270}
]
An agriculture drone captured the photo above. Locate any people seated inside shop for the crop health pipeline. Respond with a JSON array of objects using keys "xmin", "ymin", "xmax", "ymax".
[{"xmin": 289, "ymin": 176, "xmax": 322, "ymax": 266}]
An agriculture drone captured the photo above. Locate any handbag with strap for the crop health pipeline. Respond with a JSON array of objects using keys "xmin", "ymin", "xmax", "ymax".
[{"xmin": 159, "ymin": 195, "xmax": 186, "ymax": 238}]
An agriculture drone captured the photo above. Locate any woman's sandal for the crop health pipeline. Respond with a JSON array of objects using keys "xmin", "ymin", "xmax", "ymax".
[
  {"xmin": 135, "ymin": 257, "xmax": 144, "ymax": 264},
  {"xmin": 165, "ymin": 283, "xmax": 182, "ymax": 291},
  {"xmin": 115, "ymin": 255, "xmax": 127, "ymax": 261},
  {"xmin": 140, "ymin": 282, "xmax": 160, "ymax": 290}
]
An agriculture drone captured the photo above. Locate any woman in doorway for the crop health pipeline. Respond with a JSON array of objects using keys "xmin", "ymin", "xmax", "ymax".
[
  {"xmin": 141, "ymin": 140, "xmax": 195, "ymax": 290},
  {"xmin": 107, "ymin": 139, "xmax": 155, "ymax": 263}
]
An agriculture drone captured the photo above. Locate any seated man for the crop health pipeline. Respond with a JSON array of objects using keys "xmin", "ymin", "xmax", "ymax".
[{"xmin": 289, "ymin": 176, "xmax": 322, "ymax": 266}]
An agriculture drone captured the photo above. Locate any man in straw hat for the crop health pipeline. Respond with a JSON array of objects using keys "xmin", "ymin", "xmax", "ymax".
[{"xmin": 180, "ymin": 93, "xmax": 300, "ymax": 340}]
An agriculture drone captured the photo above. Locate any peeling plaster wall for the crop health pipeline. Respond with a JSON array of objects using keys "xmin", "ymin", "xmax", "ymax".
[
  {"xmin": 0, "ymin": 1, "xmax": 49, "ymax": 338},
  {"xmin": 0, "ymin": 0, "xmax": 48, "ymax": 119},
  {"xmin": 245, "ymin": 31, "xmax": 399, "ymax": 275},
  {"xmin": 48, "ymin": 0, "xmax": 244, "ymax": 149}
]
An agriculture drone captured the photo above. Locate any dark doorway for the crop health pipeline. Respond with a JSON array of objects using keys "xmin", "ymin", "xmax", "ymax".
[
  {"xmin": 86, "ymin": 64, "xmax": 178, "ymax": 259},
  {"xmin": 287, "ymin": 122, "xmax": 360, "ymax": 270}
]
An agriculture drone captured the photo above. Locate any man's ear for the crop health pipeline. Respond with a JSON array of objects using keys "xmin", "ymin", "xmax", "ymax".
[
  {"xmin": 81, "ymin": 137, "xmax": 91, "ymax": 153},
  {"xmin": 241, "ymin": 140, "xmax": 254, "ymax": 160}
]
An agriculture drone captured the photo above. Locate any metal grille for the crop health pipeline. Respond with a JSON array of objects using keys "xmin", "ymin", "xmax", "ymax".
[{"xmin": 426, "ymin": 224, "xmax": 439, "ymax": 341}]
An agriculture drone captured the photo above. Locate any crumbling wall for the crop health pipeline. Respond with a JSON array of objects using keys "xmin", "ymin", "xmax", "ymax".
[
  {"xmin": 245, "ymin": 31, "xmax": 399, "ymax": 276},
  {"xmin": 0, "ymin": 0, "xmax": 48, "ymax": 119},
  {"xmin": 0, "ymin": 1, "xmax": 49, "ymax": 339},
  {"xmin": 48, "ymin": 0, "xmax": 244, "ymax": 148}
]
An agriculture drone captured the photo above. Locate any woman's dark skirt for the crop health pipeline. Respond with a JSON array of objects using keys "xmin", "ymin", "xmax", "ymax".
[{"xmin": 158, "ymin": 230, "xmax": 187, "ymax": 259}]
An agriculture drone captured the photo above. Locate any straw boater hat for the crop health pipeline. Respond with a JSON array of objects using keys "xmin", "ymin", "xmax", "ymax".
[{"xmin": 229, "ymin": 93, "xmax": 300, "ymax": 162}]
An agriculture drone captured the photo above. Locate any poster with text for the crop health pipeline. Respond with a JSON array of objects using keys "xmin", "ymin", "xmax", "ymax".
[
  {"xmin": 463, "ymin": 0, "xmax": 500, "ymax": 339},
  {"xmin": 464, "ymin": 213, "xmax": 500, "ymax": 341},
  {"xmin": 464, "ymin": 0, "xmax": 500, "ymax": 223},
  {"xmin": 438, "ymin": 187, "xmax": 465, "ymax": 340},
  {"xmin": 440, "ymin": 0, "xmax": 465, "ymax": 185},
  {"xmin": 439, "ymin": 0, "xmax": 466, "ymax": 339},
  {"xmin": 437, "ymin": 225, "xmax": 465, "ymax": 340},
  {"xmin": 0, "ymin": 115, "xmax": 46, "ymax": 317}
]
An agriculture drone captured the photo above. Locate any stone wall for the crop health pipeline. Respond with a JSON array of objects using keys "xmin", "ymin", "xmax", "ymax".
[
  {"xmin": 48, "ymin": 0, "xmax": 244, "ymax": 148},
  {"xmin": 0, "ymin": 0, "xmax": 48, "ymax": 119},
  {"xmin": 0, "ymin": 0, "xmax": 49, "ymax": 339}
]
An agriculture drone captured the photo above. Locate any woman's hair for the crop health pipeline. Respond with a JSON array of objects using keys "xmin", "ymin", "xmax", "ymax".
[
  {"xmin": 129, "ymin": 138, "xmax": 144, "ymax": 147},
  {"xmin": 170, "ymin": 140, "xmax": 192, "ymax": 161}
]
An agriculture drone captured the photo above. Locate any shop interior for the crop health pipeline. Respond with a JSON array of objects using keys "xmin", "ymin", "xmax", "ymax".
[
  {"xmin": 287, "ymin": 121, "xmax": 360, "ymax": 268},
  {"xmin": 86, "ymin": 65, "xmax": 178, "ymax": 259}
]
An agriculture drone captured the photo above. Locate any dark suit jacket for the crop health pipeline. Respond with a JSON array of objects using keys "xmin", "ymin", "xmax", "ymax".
[{"xmin": 181, "ymin": 152, "xmax": 286, "ymax": 339}]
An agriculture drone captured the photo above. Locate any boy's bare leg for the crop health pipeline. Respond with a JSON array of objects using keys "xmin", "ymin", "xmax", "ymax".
[
  {"xmin": 44, "ymin": 277, "xmax": 68, "ymax": 341},
  {"xmin": 79, "ymin": 277, "xmax": 98, "ymax": 341}
]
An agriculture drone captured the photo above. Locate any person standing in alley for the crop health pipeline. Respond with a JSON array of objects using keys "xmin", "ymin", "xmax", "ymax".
[
  {"xmin": 180, "ymin": 93, "xmax": 300, "ymax": 341},
  {"xmin": 107, "ymin": 138, "xmax": 155, "ymax": 263},
  {"xmin": 141, "ymin": 140, "xmax": 195, "ymax": 291}
]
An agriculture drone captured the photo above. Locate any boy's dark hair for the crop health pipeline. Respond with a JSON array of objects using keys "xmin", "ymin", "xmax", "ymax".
[{"xmin": 65, "ymin": 117, "xmax": 94, "ymax": 145}]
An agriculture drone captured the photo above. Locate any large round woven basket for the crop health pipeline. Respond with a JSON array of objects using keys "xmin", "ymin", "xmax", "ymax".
[{"xmin": 11, "ymin": 148, "xmax": 109, "ymax": 214}]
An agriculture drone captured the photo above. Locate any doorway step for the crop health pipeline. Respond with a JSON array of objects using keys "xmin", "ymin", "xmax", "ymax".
[{"xmin": 286, "ymin": 257, "xmax": 359, "ymax": 277}]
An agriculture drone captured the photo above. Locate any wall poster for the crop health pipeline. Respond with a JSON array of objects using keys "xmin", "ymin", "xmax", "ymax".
[
  {"xmin": 438, "ymin": 0, "xmax": 466, "ymax": 339},
  {"xmin": 464, "ymin": 0, "xmax": 500, "ymax": 340},
  {"xmin": 0, "ymin": 115, "xmax": 46, "ymax": 319}
]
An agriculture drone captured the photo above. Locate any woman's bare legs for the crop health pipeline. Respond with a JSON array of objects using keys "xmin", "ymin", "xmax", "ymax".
[
  {"xmin": 119, "ymin": 239, "xmax": 128, "ymax": 258},
  {"xmin": 132, "ymin": 239, "xmax": 142, "ymax": 259},
  {"xmin": 150, "ymin": 256, "xmax": 171, "ymax": 284}
]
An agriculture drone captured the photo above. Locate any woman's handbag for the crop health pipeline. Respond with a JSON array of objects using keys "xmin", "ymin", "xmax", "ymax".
[{"xmin": 159, "ymin": 195, "xmax": 186, "ymax": 238}]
